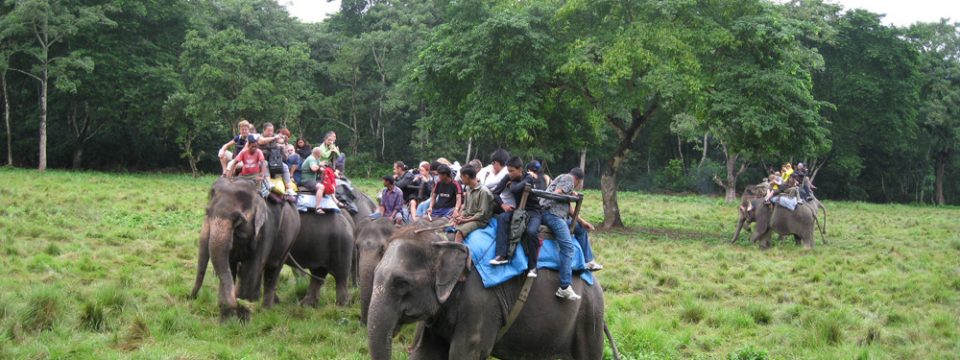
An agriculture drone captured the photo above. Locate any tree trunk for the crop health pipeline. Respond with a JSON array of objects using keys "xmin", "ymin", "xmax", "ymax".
[
  {"xmin": 600, "ymin": 164, "xmax": 624, "ymax": 228},
  {"xmin": 698, "ymin": 132, "xmax": 709, "ymax": 168},
  {"xmin": 724, "ymin": 152, "xmax": 738, "ymax": 202},
  {"xmin": 71, "ymin": 145, "xmax": 83, "ymax": 169},
  {"xmin": 935, "ymin": 150, "xmax": 947, "ymax": 205},
  {"xmin": 579, "ymin": 148, "xmax": 586, "ymax": 172},
  {"xmin": 465, "ymin": 137, "xmax": 472, "ymax": 164},
  {"xmin": 38, "ymin": 69, "xmax": 48, "ymax": 172},
  {"xmin": 2, "ymin": 72, "xmax": 10, "ymax": 166}
]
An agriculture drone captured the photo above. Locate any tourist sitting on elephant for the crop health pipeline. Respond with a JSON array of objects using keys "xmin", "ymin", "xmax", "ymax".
[
  {"xmin": 410, "ymin": 161, "xmax": 434, "ymax": 220},
  {"xmin": 569, "ymin": 174, "xmax": 603, "ymax": 271},
  {"xmin": 426, "ymin": 164, "xmax": 462, "ymax": 220},
  {"xmin": 416, "ymin": 161, "xmax": 441, "ymax": 218},
  {"xmin": 539, "ymin": 167, "xmax": 586, "ymax": 300},
  {"xmin": 476, "ymin": 149, "xmax": 511, "ymax": 191},
  {"xmin": 218, "ymin": 119, "xmax": 256, "ymax": 176},
  {"xmin": 301, "ymin": 147, "xmax": 338, "ymax": 213},
  {"xmin": 372, "ymin": 176, "xmax": 408, "ymax": 224},
  {"xmin": 489, "ymin": 157, "xmax": 546, "ymax": 275},
  {"xmin": 226, "ymin": 140, "xmax": 268, "ymax": 183},
  {"xmin": 285, "ymin": 144, "xmax": 302, "ymax": 186},
  {"xmin": 256, "ymin": 123, "xmax": 296, "ymax": 196},
  {"xmin": 393, "ymin": 161, "xmax": 418, "ymax": 204},
  {"xmin": 452, "ymin": 165, "xmax": 495, "ymax": 243},
  {"xmin": 319, "ymin": 131, "xmax": 345, "ymax": 175}
]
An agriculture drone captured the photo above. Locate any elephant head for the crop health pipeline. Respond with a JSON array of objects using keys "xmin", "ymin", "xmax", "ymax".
[
  {"xmin": 191, "ymin": 178, "xmax": 273, "ymax": 310},
  {"xmin": 749, "ymin": 200, "xmax": 772, "ymax": 244},
  {"xmin": 367, "ymin": 228, "xmax": 469, "ymax": 360}
]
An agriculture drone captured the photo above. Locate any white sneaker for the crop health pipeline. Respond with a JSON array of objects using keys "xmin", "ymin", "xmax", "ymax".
[
  {"xmin": 527, "ymin": 269, "xmax": 538, "ymax": 278},
  {"xmin": 556, "ymin": 286, "xmax": 581, "ymax": 300},
  {"xmin": 585, "ymin": 261, "xmax": 604, "ymax": 271},
  {"xmin": 488, "ymin": 256, "xmax": 509, "ymax": 265}
]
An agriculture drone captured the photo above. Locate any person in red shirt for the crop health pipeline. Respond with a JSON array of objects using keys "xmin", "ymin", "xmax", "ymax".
[{"xmin": 228, "ymin": 141, "xmax": 268, "ymax": 181}]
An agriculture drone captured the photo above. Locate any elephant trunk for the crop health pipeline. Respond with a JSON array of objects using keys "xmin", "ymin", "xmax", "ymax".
[
  {"xmin": 367, "ymin": 290, "xmax": 400, "ymax": 360},
  {"xmin": 190, "ymin": 219, "xmax": 212, "ymax": 299},
  {"xmin": 358, "ymin": 251, "xmax": 381, "ymax": 324}
]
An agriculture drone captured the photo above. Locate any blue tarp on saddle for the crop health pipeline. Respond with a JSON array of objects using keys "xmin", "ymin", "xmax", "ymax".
[
  {"xmin": 295, "ymin": 194, "xmax": 341, "ymax": 213},
  {"xmin": 464, "ymin": 218, "xmax": 594, "ymax": 288},
  {"xmin": 771, "ymin": 195, "xmax": 798, "ymax": 211}
]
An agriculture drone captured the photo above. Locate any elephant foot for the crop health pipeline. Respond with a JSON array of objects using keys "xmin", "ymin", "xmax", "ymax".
[
  {"xmin": 219, "ymin": 304, "xmax": 252, "ymax": 323},
  {"xmin": 236, "ymin": 304, "xmax": 251, "ymax": 322}
]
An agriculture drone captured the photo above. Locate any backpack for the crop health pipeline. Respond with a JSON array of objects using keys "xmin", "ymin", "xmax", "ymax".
[{"xmin": 266, "ymin": 145, "xmax": 285, "ymax": 174}]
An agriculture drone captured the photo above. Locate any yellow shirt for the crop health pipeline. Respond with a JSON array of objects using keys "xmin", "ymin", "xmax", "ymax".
[{"xmin": 782, "ymin": 169, "xmax": 794, "ymax": 185}]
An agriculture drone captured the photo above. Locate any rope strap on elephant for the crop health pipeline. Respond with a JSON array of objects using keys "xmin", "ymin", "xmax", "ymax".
[{"xmin": 496, "ymin": 276, "xmax": 536, "ymax": 341}]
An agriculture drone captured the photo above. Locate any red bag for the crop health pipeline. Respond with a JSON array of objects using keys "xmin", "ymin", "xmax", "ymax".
[{"xmin": 321, "ymin": 167, "xmax": 336, "ymax": 195}]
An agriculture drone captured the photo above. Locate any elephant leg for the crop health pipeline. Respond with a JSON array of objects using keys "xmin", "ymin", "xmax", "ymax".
[
  {"xmin": 760, "ymin": 233, "xmax": 772, "ymax": 250},
  {"xmin": 334, "ymin": 270, "xmax": 351, "ymax": 307},
  {"xmin": 261, "ymin": 264, "xmax": 282, "ymax": 309},
  {"xmin": 794, "ymin": 234, "xmax": 802, "ymax": 246},
  {"xmin": 448, "ymin": 306, "xmax": 498, "ymax": 359},
  {"xmin": 300, "ymin": 268, "xmax": 327, "ymax": 307},
  {"xmin": 410, "ymin": 324, "xmax": 450, "ymax": 360}
]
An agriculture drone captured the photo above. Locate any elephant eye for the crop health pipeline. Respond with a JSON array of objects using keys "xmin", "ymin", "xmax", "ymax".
[{"xmin": 391, "ymin": 277, "xmax": 411, "ymax": 292}]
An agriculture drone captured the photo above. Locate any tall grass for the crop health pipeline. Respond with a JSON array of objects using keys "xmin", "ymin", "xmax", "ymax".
[{"xmin": 0, "ymin": 168, "xmax": 958, "ymax": 358}]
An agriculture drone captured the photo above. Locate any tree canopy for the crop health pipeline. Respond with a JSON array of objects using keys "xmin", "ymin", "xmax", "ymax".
[{"xmin": 1, "ymin": 0, "xmax": 958, "ymax": 212}]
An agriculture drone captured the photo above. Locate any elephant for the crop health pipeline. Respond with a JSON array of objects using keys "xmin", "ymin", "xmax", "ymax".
[
  {"xmin": 733, "ymin": 185, "xmax": 827, "ymax": 246},
  {"xmin": 367, "ymin": 226, "xmax": 605, "ymax": 359},
  {"xmin": 749, "ymin": 197, "xmax": 826, "ymax": 249},
  {"xmin": 286, "ymin": 211, "xmax": 355, "ymax": 306},
  {"xmin": 356, "ymin": 217, "xmax": 396, "ymax": 324},
  {"xmin": 190, "ymin": 177, "xmax": 301, "ymax": 321}
]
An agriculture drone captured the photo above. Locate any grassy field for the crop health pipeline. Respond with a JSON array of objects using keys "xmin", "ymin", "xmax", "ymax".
[{"xmin": 0, "ymin": 167, "xmax": 958, "ymax": 359}]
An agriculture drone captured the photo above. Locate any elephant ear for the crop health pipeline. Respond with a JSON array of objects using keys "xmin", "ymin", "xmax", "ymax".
[
  {"xmin": 251, "ymin": 199, "xmax": 270, "ymax": 244},
  {"xmin": 754, "ymin": 203, "xmax": 771, "ymax": 235},
  {"xmin": 432, "ymin": 242, "xmax": 469, "ymax": 304}
]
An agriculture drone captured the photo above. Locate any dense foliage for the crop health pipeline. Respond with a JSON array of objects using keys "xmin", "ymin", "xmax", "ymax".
[{"xmin": 1, "ymin": 0, "xmax": 957, "ymax": 205}]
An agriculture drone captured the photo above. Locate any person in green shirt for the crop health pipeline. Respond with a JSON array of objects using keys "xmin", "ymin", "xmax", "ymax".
[
  {"xmin": 453, "ymin": 165, "xmax": 495, "ymax": 243},
  {"xmin": 300, "ymin": 147, "xmax": 324, "ymax": 187},
  {"xmin": 319, "ymin": 131, "xmax": 342, "ymax": 173}
]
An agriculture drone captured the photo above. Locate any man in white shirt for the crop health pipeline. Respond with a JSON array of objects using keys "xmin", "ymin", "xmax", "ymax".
[{"xmin": 476, "ymin": 149, "xmax": 510, "ymax": 190}]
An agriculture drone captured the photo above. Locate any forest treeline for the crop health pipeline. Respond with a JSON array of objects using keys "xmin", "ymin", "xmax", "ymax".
[{"xmin": 0, "ymin": 0, "xmax": 957, "ymax": 210}]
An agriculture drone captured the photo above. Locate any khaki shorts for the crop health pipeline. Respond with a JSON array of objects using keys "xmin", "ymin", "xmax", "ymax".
[{"xmin": 455, "ymin": 220, "xmax": 488, "ymax": 237}]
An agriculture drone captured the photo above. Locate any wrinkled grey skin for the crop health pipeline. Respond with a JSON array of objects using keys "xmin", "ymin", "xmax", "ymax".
[
  {"xmin": 190, "ymin": 178, "xmax": 301, "ymax": 321},
  {"xmin": 349, "ymin": 189, "xmax": 378, "ymax": 287},
  {"xmin": 367, "ymin": 228, "xmax": 605, "ymax": 360},
  {"xmin": 750, "ymin": 198, "xmax": 823, "ymax": 249},
  {"xmin": 286, "ymin": 211, "xmax": 355, "ymax": 306},
  {"xmin": 356, "ymin": 217, "xmax": 396, "ymax": 324}
]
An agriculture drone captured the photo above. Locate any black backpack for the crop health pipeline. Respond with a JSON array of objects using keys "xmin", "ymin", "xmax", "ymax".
[{"xmin": 266, "ymin": 145, "xmax": 285, "ymax": 174}]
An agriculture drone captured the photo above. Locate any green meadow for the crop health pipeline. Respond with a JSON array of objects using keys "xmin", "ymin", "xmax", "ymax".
[{"xmin": 0, "ymin": 168, "xmax": 958, "ymax": 359}]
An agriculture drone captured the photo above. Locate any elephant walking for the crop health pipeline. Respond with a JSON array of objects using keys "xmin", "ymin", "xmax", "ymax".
[
  {"xmin": 750, "ymin": 198, "xmax": 826, "ymax": 249},
  {"xmin": 287, "ymin": 211, "xmax": 355, "ymax": 306},
  {"xmin": 190, "ymin": 178, "xmax": 301, "ymax": 321},
  {"xmin": 367, "ymin": 227, "xmax": 605, "ymax": 359}
]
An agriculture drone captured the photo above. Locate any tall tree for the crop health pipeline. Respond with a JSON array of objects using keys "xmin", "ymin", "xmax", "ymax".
[
  {"xmin": 684, "ymin": 0, "xmax": 830, "ymax": 201},
  {"xmin": 555, "ymin": 0, "xmax": 703, "ymax": 227},
  {"xmin": 908, "ymin": 20, "xmax": 960, "ymax": 205},
  {"xmin": 1, "ymin": 0, "xmax": 113, "ymax": 171}
]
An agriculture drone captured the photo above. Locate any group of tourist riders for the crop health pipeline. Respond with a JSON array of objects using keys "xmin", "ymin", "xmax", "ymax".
[{"xmin": 218, "ymin": 119, "xmax": 601, "ymax": 301}]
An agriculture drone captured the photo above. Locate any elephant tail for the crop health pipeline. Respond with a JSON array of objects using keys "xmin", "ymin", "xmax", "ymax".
[
  {"xmin": 817, "ymin": 201, "xmax": 827, "ymax": 235},
  {"xmin": 604, "ymin": 321, "xmax": 622, "ymax": 360},
  {"xmin": 814, "ymin": 204, "xmax": 827, "ymax": 245}
]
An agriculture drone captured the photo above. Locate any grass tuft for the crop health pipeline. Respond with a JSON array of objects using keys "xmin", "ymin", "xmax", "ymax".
[
  {"xmin": 680, "ymin": 300, "xmax": 706, "ymax": 324},
  {"xmin": 19, "ymin": 287, "xmax": 64, "ymax": 332},
  {"xmin": 115, "ymin": 316, "xmax": 151, "ymax": 352},
  {"xmin": 95, "ymin": 285, "xmax": 129, "ymax": 312},
  {"xmin": 744, "ymin": 303, "xmax": 772, "ymax": 325},
  {"xmin": 79, "ymin": 301, "xmax": 106, "ymax": 332},
  {"xmin": 728, "ymin": 345, "xmax": 769, "ymax": 360},
  {"xmin": 44, "ymin": 243, "xmax": 61, "ymax": 256}
]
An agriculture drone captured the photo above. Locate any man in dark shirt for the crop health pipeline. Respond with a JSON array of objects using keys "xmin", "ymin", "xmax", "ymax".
[
  {"xmin": 489, "ymin": 158, "xmax": 546, "ymax": 278},
  {"xmin": 426, "ymin": 165, "xmax": 462, "ymax": 219}
]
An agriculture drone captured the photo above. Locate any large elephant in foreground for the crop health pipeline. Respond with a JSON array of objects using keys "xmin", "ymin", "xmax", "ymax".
[
  {"xmin": 286, "ymin": 211, "xmax": 355, "ymax": 306},
  {"xmin": 190, "ymin": 178, "xmax": 301, "ymax": 321},
  {"xmin": 750, "ymin": 198, "xmax": 826, "ymax": 249},
  {"xmin": 367, "ymin": 227, "xmax": 605, "ymax": 359}
]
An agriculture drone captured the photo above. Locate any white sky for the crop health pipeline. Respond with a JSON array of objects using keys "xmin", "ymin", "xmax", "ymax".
[{"xmin": 283, "ymin": 0, "xmax": 959, "ymax": 26}]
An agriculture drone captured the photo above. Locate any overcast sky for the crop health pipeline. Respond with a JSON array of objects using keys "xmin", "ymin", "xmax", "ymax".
[{"xmin": 283, "ymin": 0, "xmax": 959, "ymax": 27}]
